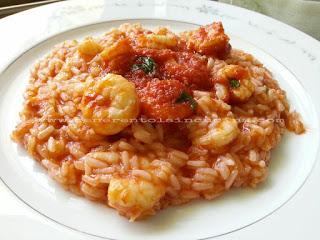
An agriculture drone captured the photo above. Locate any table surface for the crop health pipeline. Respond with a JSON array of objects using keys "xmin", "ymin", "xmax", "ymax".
[
  {"xmin": 218, "ymin": 0, "xmax": 320, "ymax": 40},
  {"xmin": 0, "ymin": 1, "xmax": 319, "ymax": 240}
]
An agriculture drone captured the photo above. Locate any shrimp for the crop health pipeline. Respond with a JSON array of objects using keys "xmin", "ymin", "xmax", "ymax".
[
  {"xmin": 100, "ymin": 38, "xmax": 133, "ymax": 62},
  {"xmin": 138, "ymin": 79, "xmax": 194, "ymax": 120},
  {"xmin": 99, "ymin": 37, "xmax": 135, "ymax": 74},
  {"xmin": 180, "ymin": 22, "xmax": 231, "ymax": 59},
  {"xmin": 213, "ymin": 65, "xmax": 255, "ymax": 103},
  {"xmin": 78, "ymin": 37, "xmax": 103, "ymax": 56},
  {"xmin": 80, "ymin": 74, "xmax": 139, "ymax": 135},
  {"xmin": 189, "ymin": 117, "xmax": 239, "ymax": 149},
  {"xmin": 135, "ymin": 28, "xmax": 178, "ymax": 49},
  {"xmin": 108, "ymin": 176, "xmax": 165, "ymax": 221}
]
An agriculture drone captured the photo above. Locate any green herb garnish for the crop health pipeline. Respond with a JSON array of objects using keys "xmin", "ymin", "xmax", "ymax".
[
  {"xmin": 132, "ymin": 56, "xmax": 156, "ymax": 74},
  {"xmin": 229, "ymin": 79, "xmax": 240, "ymax": 88},
  {"xmin": 176, "ymin": 91, "xmax": 197, "ymax": 110}
]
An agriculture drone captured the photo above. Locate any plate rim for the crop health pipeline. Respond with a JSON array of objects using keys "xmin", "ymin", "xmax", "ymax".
[{"xmin": 0, "ymin": 0, "xmax": 320, "ymax": 239}]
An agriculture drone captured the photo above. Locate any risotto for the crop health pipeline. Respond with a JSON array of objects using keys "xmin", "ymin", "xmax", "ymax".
[{"xmin": 11, "ymin": 22, "xmax": 305, "ymax": 221}]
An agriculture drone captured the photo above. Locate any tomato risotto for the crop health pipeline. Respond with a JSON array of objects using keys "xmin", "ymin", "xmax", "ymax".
[{"xmin": 12, "ymin": 22, "xmax": 305, "ymax": 221}]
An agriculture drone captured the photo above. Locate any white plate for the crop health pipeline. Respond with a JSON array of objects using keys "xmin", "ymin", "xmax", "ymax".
[{"xmin": 0, "ymin": 1, "xmax": 320, "ymax": 240}]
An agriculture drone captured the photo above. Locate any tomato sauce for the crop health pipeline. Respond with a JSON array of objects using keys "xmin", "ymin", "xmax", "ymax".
[
  {"xmin": 103, "ymin": 23, "xmax": 231, "ymax": 121},
  {"xmin": 104, "ymin": 47, "xmax": 212, "ymax": 120}
]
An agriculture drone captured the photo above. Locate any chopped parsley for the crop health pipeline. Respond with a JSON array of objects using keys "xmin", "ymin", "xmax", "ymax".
[
  {"xmin": 176, "ymin": 91, "xmax": 197, "ymax": 111},
  {"xmin": 229, "ymin": 79, "xmax": 240, "ymax": 88},
  {"xmin": 132, "ymin": 56, "xmax": 156, "ymax": 74}
]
